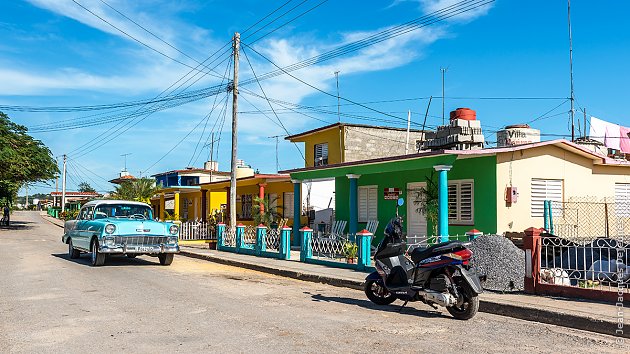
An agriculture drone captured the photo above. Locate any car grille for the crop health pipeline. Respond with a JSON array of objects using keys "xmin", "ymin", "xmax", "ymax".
[{"xmin": 114, "ymin": 236, "xmax": 169, "ymax": 246}]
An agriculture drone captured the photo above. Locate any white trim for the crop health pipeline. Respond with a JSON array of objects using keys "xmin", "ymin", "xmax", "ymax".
[
  {"xmin": 346, "ymin": 174, "xmax": 361, "ymax": 179},
  {"xmin": 434, "ymin": 165, "xmax": 453, "ymax": 172}
]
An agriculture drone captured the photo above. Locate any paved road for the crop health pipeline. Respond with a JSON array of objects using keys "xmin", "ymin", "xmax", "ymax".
[{"xmin": 0, "ymin": 211, "xmax": 625, "ymax": 353}]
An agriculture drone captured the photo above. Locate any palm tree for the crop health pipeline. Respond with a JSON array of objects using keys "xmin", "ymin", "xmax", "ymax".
[{"xmin": 111, "ymin": 178, "xmax": 160, "ymax": 203}]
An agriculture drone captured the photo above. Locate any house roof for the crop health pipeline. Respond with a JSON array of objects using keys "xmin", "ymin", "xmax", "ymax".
[
  {"xmin": 281, "ymin": 139, "xmax": 630, "ymax": 178},
  {"xmin": 199, "ymin": 173, "xmax": 291, "ymax": 189},
  {"xmin": 51, "ymin": 191, "xmax": 102, "ymax": 197},
  {"xmin": 285, "ymin": 122, "xmax": 429, "ymax": 141},
  {"xmin": 151, "ymin": 168, "xmax": 231, "ymax": 177}
]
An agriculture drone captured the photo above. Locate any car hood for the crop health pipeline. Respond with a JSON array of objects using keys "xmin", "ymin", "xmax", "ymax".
[{"xmin": 99, "ymin": 218, "xmax": 173, "ymax": 236}]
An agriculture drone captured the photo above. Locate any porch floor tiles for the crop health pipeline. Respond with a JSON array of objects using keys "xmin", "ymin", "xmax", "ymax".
[{"xmin": 179, "ymin": 245, "xmax": 626, "ymax": 339}]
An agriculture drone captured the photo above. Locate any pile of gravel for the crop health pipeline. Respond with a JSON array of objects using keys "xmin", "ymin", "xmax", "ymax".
[{"xmin": 468, "ymin": 235, "xmax": 525, "ymax": 292}]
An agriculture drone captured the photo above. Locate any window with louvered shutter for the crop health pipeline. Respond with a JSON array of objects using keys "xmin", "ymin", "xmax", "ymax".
[
  {"xmin": 314, "ymin": 143, "xmax": 329, "ymax": 166},
  {"xmin": 448, "ymin": 180, "xmax": 475, "ymax": 225},
  {"xmin": 530, "ymin": 179, "xmax": 563, "ymax": 217},
  {"xmin": 358, "ymin": 185, "xmax": 377, "ymax": 222},
  {"xmin": 615, "ymin": 183, "xmax": 630, "ymax": 217},
  {"xmin": 283, "ymin": 192, "xmax": 294, "ymax": 218}
]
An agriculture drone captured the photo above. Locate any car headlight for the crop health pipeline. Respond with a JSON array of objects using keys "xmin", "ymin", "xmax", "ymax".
[
  {"xmin": 103, "ymin": 236, "xmax": 115, "ymax": 246},
  {"xmin": 167, "ymin": 236, "xmax": 178, "ymax": 245},
  {"xmin": 105, "ymin": 224, "xmax": 116, "ymax": 234},
  {"xmin": 169, "ymin": 224, "xmax": 179, "ymax": 235}
]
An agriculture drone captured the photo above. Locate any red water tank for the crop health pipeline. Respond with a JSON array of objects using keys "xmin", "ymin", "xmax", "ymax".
[{"xmin": 450, "ymin": 107, "xmax": 476, "ymax": 121}]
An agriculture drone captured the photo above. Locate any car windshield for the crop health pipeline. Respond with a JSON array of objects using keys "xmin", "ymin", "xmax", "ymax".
[{"xmin": 95, "ymin": 204, "xmax": 153, "ymax": 220}]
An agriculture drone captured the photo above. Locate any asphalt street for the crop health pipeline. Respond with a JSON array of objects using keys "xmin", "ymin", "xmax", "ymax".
[{"xmin": 0, "ymin": 211, "xmax": 625, "ymax": 353}]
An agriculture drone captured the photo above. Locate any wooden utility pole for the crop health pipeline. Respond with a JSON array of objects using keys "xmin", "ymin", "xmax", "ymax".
[
  {"xmin": 61, "ymin": 154, "xmax": 67, "ymax": 213},
  {"xmin": 230, "ymin": 32, "xmax": 240, "ymax": 230},
  {"xmin": 568, "ymin": 0, "xmax": 575, "ymax": 141}
]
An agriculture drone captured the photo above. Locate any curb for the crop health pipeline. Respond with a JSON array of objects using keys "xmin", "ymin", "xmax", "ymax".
[
  {"xmin": 41, "ymin": 214, "xmax": 63, "ymax": 228},
  {"xmin": 178, "ymin": 249, "xmax": 626, "ymax": 339}
]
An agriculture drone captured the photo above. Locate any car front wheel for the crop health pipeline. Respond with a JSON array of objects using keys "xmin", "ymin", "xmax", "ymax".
[
  {"xmin": 68, "ymin": 239, "xmax": 80, "ymax": 259},
  {"xmin": 158, "ymin": 253, "xmax": 174, "ymax": 266},
  {"xmin": 90, "ymin": 239, "xmax": 106, "ymax": 267}
]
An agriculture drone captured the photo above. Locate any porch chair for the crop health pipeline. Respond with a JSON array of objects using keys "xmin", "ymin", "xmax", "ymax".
[
  {"xmin": 365, "ymin": 220, "xmax": 379, "ymax": 234},
  {"xmin": 329, "ymin": 220, "xmax": 347, "ymax": 236}
]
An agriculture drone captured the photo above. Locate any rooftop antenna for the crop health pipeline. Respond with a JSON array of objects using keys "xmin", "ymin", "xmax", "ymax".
[
  {"xmin": 441, "ymin": 67, "xmax": 448, "ymax": 125},
  {"xmin": 568, "ymin": 0, "xmax": 575, "ymax": 141},
  {"xmin": 120, "ymin": 153, "xmax": 132, "ymax": 172},
  {"xmin": 334, "ymin": 71, "xmax": 341, "ymax": 122},
  {"xmin": 268, "ymin": 135, "xmax": 282, "ymax": 173}
]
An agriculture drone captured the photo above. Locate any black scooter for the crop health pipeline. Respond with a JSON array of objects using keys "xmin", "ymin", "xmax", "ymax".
[{"xmin": 364, "ymin": 198, "xmax": 484, "ymax": 320}]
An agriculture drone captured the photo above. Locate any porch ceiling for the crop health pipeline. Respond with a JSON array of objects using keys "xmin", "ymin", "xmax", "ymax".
[{"xmin": 290, "ymin": 154, "xmax": 458, "ymax": 180}]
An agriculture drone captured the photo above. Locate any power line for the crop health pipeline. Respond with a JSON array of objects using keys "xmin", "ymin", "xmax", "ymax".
[{"xmin": 71, "ymin": 0, "xmax": 224, "ymax": 79}]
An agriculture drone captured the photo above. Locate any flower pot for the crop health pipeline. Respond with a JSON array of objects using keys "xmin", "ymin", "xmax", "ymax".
[{"xmin": 346, "ymin": 257, "xmax": 357, "ymax": 264}]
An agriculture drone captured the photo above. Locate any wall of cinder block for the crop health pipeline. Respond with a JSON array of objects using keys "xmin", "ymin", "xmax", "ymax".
[{"xmin": 343, "ymin": 126, "xmax": 429, "ymax": 162}]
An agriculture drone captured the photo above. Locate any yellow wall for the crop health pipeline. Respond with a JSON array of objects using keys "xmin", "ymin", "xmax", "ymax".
[
  {"xmin": 233, "ymin": 181, "xmax": 294, "ymax": 226},
  {"xmin": 291, "ymin": 127, "xmax": 345, "ymax": 167},
  {"xmin": 495, "ymin": 145, "xmax": 630, "ymax": 233}
]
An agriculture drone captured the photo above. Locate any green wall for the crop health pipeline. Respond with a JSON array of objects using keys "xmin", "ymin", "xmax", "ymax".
[{"xmin": 334, "ymin": 155, "xmax": 497, "ymax": 243}]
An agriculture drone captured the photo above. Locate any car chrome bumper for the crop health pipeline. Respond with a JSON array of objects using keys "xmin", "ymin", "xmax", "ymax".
[{"xmin": 98, "ymin": 244, "xmax": 180, "ymax": 254}]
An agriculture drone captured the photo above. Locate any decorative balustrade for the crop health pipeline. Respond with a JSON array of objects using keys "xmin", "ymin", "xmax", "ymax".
[
  {"xmin": 217, "ymin": 223, "xmax": 291, "ymax": 260},
  {"xmin": 300, "ymin": 228, "xmax": 373, "ymax": 271}
]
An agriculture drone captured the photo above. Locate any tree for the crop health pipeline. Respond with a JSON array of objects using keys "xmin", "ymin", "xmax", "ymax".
[
  {"xmin": 78, "ymin": 182, "xmax": 96, "ymax": 193},
  {"xmin": 0, "ymin": 112, "xmax": 58, "ymax": 205},
  {"xmin": 110, "ymin": 178, "xmax": 160, "ymax": 204},
  {"xmin": 252, "ymin": 195, "xmax": 280, "ymax": 226}
]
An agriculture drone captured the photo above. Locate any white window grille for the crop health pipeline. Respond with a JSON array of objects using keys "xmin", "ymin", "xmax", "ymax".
[
  {"xmin": 615, "ymin": 183, "xmax": 630, "ymax": 217},
  {"xmin": 531, "ymin": 178, "xmax": 563, "ymax": 217},
  {"xmin": 314, "ymin": 143, "xmax": 329, "ymax": 166},
  {"xmin": 358, "ymin": 185, "xmax": 378, "ymax": 222},
  {"xmin": 447, "ymin": 180, "xmax": 474, "ymax": 224},
  {"xmin": 283, "ymin": 192, "xmax": 294, "ymax": 218}
]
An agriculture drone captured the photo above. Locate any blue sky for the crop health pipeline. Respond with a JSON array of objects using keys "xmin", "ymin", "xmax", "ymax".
[{"xmin": 2, "ymin": 0, "xmax": 629, "ymax": 196}]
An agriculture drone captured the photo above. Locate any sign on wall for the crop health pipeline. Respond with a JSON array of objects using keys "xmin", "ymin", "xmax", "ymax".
[{"xmin": 384, "ymin": 187, "xmax": 401, "ymax": 200}]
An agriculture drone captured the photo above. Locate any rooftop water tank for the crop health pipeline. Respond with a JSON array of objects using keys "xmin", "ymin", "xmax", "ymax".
[
  {"xmin": 450, "ymin": 108, "xmax": 476, "ymax": 121},
  {"xmin": 496, "ymin": 124, "xmax": 541, "ymax": 147}
]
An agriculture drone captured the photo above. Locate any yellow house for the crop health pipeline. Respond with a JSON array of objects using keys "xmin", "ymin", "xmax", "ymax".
[
  {"xmin": 150, "ymin": 186, "xmax": 226, "ymax": 222},
  {"xmin": 200, "ymin": 174, "xmax": 302, "ymax": 227}
]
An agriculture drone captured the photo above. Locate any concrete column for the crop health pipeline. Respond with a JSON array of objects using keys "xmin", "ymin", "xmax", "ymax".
[
  {"xmin": 292, "ymin": 179, "xmax": 301, "ymax": 247},
  {"xmin": 346, "ymin": 174, "xmax": 361, "ymax": 237},
  {"xmin": 258, "ymin": 183, "xmax": 267, "ymax": 214},
  {"xmin": 174, "ymin": 191, "xmax": 180, "ymax": 220},
  {"xmin": 434, "ymin": 165, "xmax": 452, "ymax": 242},
  {"xmin": 159, "ymin": 193, "xmax": 165, "ymax": 221},
  {"xmin": 201, "ymin": 189, "xmax": 207, "ymax": 222}
]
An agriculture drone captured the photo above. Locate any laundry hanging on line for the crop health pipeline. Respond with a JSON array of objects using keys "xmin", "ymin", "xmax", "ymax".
[{"xmin": 589, "ymin": 116, "xmax": 630, "ymax": 153}]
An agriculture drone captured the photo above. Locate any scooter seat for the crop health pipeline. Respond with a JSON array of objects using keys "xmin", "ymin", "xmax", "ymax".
[{"xmin": 410, "ymin": 241, "xmax": 465, "ymax": 263}]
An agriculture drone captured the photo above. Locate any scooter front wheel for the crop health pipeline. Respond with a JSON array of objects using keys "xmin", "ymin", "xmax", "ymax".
[{"xmin": 364, "ymin": 279, "xmax": 396, "ymax": 305}]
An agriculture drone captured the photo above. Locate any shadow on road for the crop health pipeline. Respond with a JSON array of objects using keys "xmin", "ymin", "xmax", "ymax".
[
  {"xmin": 0, "ymin": 221, "xmax": 36, "ymax": 231},
  {"xmin": 51, "ymin": 253, "xmax": 163, "ymax": 267},
  {"xmin": 307, "ymin": 292, "xmax": 447, "ymax": 319}
]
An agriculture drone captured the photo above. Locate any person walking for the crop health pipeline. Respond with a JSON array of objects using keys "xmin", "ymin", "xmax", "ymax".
[{"xmin": 3, "ymin": 204, "xmax": 9, "ymax": 226}]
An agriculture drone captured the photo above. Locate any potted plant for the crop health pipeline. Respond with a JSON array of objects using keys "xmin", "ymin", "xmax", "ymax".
[{"xmin": 343, "ymin": 241, "xmax": 358, "ymax": 264}]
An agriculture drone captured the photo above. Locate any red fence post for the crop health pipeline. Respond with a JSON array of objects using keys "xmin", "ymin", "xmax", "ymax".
[{"xmin": 523, "ymin": 227, "xmax": 542, "ymax": 294}]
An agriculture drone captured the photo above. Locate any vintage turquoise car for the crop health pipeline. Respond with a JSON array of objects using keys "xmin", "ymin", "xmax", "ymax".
[{"xmin": 62, "ymin": 200, "xmax": 179, "ymax": 266}]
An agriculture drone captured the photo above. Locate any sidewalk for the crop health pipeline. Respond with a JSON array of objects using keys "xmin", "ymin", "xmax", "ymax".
[{"xmin": 40, "ymin": 213, "xmax": 625, "ymax": 338}]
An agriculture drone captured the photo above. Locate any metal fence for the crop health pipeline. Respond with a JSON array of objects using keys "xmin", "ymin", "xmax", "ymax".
[
  {"xmin": 550, "ymin": 197, "xmax": 630, "ymax": 241},
  {"xmin": 310, "ymin": 233, "xmax": 357, "ymax": 263},
  {"xmin": 179, "ymin": 220, "xmax": 215, "ymax": 241},
  {"xmin": 242, "ymin": 225, "xmax": 257, "ymax": 246},
  {"xmin": 265, "ymin": 228, "xmax": 281, "ymax": 251},
  {"xmin": 540, "ymin": 234, "xmax": 629, "ymax": 293},
  {"xmin": 223, "ymin": 226, "xmax": 236, "ymax": 247}
]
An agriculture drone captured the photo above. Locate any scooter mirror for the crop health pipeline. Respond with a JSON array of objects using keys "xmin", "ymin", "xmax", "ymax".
[{"xmin": 397, "ymin": 197, "xmax": 404, "ymax": 206}]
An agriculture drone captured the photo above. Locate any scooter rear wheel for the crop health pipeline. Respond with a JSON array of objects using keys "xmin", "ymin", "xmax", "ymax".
[
  {"xmin": 364, "ymin": 279, "xmax": 396, "ymax": 305},
  {"xmin": 447, "ymin": 294, "xmax": 479, "ymax": 320}
]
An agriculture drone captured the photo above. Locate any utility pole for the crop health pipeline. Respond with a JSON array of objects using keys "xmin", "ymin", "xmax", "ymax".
[
  {"xmin": 405, "ymin": 110, "xmax": 411, "ymax": 154},
  {"xmin": 55, "ymin": 157, "xmax": 59, "ymax": 195},
  {"xmin": 230, "ymin": 32, "xmax": 240, "ymax": 230},
  {"xmin": 583, "ymin": 108, "xmax": 587, "ymax": 139},
  {"xmin": 441, "ymin": 67, "xmax": 447, "ymax": 125},
  {"xmin": 268, "ymin": 135, "xmax": 281, "ymax": 173},
  {"xmin": 25, "ymin": 184, "xmax": 28, "ymax": 209},
  {"xmin": 335, "ymin": 71, "xmax": 343, "ymax": 163},
  {"xmin": 61, "ymin": 154, "xmax": 67, "ymax": 213},
  {"xmin": 568, "ymin": 0, "xmax": 575, "ymax": 141}
]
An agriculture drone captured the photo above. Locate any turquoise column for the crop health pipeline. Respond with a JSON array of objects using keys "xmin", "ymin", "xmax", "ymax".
[
  {"xmin": 356, "ymin": 230, "xmax": 373, "ymax": 271},
  {"xmin": 292, "ymin": 180, "xmax": 301, "ymax": 247},
  {"xmin": 347, "ymin": 174, "xmax": 361, "ymax": 238},
  {"xmin": 300, "ymin": 227, "xmax": 313, "ymax": 262},
  {"xmin": 236, "ymin": 224, "xmax": 245, "ymax": 251},
  {"xmin": 217, "ymin": 223, "xmax": 225, "ymax": 250},
  {"xmin": 256, "ymin": 225, "xmax": 266, "ymax": 254},
  {"xmin": 434, "ymin": 165, "xmax": 452, "ymax": 243},
  {"xmin": 280, "ymin": 227, "xmax": 292, "ymax": 260}
]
